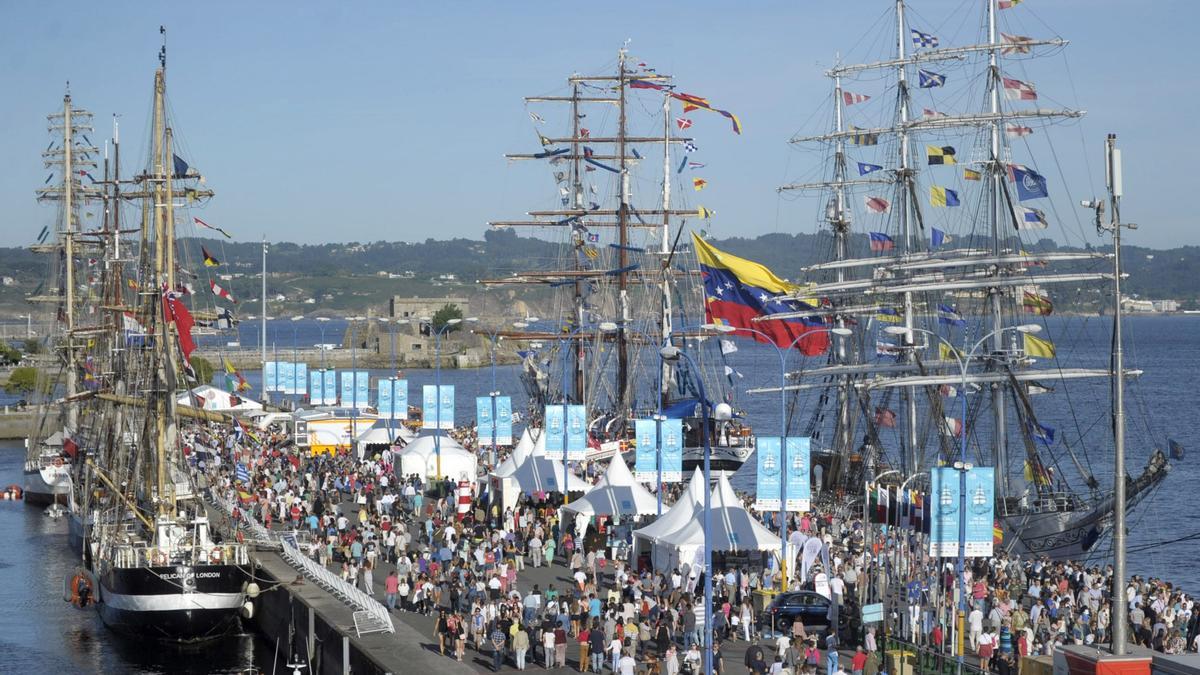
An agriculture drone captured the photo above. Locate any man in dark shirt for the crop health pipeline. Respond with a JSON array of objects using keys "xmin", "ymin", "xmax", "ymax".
[
  {"xmin": 490, "ymin": 622, "xmax": 507, "ymax": 672},
  {"xmin": 589, "ymin": 620, "xmax": 607, "ymax": 673},
  {"xmin": 744, "ymin": 641, "xmax": 765, "ymax": 671}
]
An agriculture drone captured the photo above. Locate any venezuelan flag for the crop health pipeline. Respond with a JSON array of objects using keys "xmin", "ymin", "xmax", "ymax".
[{"xmin": 692, "ymin": 234, "xmax": 829, "ymax": 356}]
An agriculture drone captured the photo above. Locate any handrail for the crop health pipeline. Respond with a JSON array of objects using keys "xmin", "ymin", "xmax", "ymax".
[{"xmin": 278, "ymin": 539, "xmax": 395, "ymax": 634}]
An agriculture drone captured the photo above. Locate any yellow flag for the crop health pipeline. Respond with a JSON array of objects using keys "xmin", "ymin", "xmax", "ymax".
[
  {"xmin": 1024, "ymin": 333, "xmax": 1056, "ymax": 358},
  {"xmin": 224, "ymin": 358, "xmax": 237, "ymax": 374},
  {"xmin": 939, "ymin": 343, "xmax": 961, "ymax": 361}
]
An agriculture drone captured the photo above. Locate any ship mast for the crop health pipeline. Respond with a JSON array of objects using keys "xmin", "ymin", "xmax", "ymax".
[
  {"xmin": 894, "ymin": 0, "xmax": 920, "ymax": 476},
  {"xmin": 570, "ymin": 81, "xmax": 586, "ymax": 403},
  {"xmin": 985, "ymin": 0, "xmax": 1010, "ymax": 496},
  {"xmin": 830, "ymin": 70, "xmax": 855, "ymax": 466},
  {"xmin": 659, "ymin": 90, "xmax": 673, "ymax": 409},
  {"xmin": 616, "ymin": 48, "xmax": 631, "ymax": 412}
]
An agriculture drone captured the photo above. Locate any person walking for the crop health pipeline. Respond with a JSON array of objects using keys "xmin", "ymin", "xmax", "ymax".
[
  {"xmin": 513, "ymin": 623, "xmax": 530, "ymax": 671},
  {"xmin": 491, "ymin": 622, "xmax": 508, "ymax": 672},
  {"xmin": 825, "ymin": 631, "xmax": 840, "ymax": 675},
  {"xmin": 385, "ymin": 569, "xmax": 399, "ymax": 611}
]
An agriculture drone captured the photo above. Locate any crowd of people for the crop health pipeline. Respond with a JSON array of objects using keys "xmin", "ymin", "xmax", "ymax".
[{"xmin": 185, "ymin": 419, "xmax": 1200, "ymax": 674}]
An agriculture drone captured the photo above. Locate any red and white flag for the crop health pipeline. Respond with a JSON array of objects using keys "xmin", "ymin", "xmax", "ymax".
[
  {"xmin": 1006, "ymin": 125, "xmax": 1034, "ymax": 138},
  {"xmin": 210, "ymin": 279, "xmax": 238, "ymax": 304},
  {"xmin": 864, "ymin": 196, "xmax": 890, "ymax": 213},
  {"xmin": 1001, "ymin": 32, "xmax": 1034, "ymax": 55},
  {"xmin": 998, "ymin": 0, "xmax": 1023, "ymax": 9},
  {"xmin": 676, "ymin": 118, "xmax": 693, "ymax": 130},
  {"xmin": 943, "ymin": 417, "xmax": 963, "ymax": 437},
  {"xmin": 579, "ymin": 128, "xmax": 590, "ymax": 138},
  {"xmin": 842, "ymin": 91, "xmax": 871, "ymax": 106},
  {"xmin": 923, "ymin": 108, "xmax": 949, "ymax": 119},
  {"xmin": 1002, "ymin": 77, "xmax": 1038, "ymax": 101}
]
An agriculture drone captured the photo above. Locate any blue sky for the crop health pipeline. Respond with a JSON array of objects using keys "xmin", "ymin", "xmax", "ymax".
[{"xmin": 1, "ymin": 1, "xmax": 1192, "ymax": 249}]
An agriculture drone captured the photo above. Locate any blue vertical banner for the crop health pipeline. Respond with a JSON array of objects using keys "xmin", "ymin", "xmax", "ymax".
[
  {"xmin": 438, "ymin": 384, "xmax": 455, "ymax": 429},
  {"xmin": 322, "ymin": 370, "xmax": 337, "ymax": 406},
  {"xmin": 354, "ymin": 371, "xmax": 369, "ymax": 410},
  {"xmin": 784, "ymin": 437, "xmax": 811, "ymax": 512},
  {"xmin": 264, "ymin": 361, "xmax": 279, "ymax": 392},
  {"xmin": 566, "ymin": 404, "xmax": 587, "ymax": 460},
  {"xmin": 495, "ymin": 396, "xmax": 513, "ymax": 445},
  {"xmin": 310, "ymin": 371, "xmax": 326, "ymax": 404},
  {"xmin": 340, "ymin": 371, "xmax": 355, "ymax": 407},
  {"xmin": 634, "ymin": 419, "xmax": 658, "ymax": 482},
  {"xmin": 754, "ymin": 437, "xmax": 783, "ymax": 511},
  {"xmin": 277, "ymin": 362, "xmax": 291, "ymax": 394},
  {"xmin": 544, "ymin": 405, "xmax": 566, "ymax": 459},
  {"xmin": 660, "ymin": 418, "xmax": 683, "ymax": 482},
  {"xmin": 476, "ymin": 396, "xmax": 493, "ymax": 442},
  {"xmin": 379, "ymin": 378, "xmax": 408, "ymax": 418},
  {"xmin": 928, "ymin": 466, "xmax": 995, "ymax": 558},
  {"xmin": 422, "ymin": 385, "xmax": 439, "ymax": 429},
  {"xmin": 294, "ymin": 363, "xmax": 308, "ymax": 396}
]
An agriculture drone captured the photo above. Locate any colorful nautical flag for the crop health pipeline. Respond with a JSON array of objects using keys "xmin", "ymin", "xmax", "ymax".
[
  {"xmin": 688, "ymin": 161, "xmax": 706, "ymax": 170},
  {"xmin": 875, "ymin": 407, "xmax": 897, "ymax": 428},
  {"xmin": 1023, "ymin": 291, "xmax": 1053, "ymax": 315},
  {"xmin": 587, "ymin": 233, "xmax": 600, "ymax": 242},
  {"xmin": 918, "ymin": 69, "xmax": 946, "ymax": 88},
  {"xmin": 875, "ymin": 308, "xmax": 903, "ymax": 323},
  {"xmin": 697, "ymin": 206, "xmax": 714, "ymax": 218},
  {"xmin": 194, "ymin": 217, "xmax": 231, "ymax": 239},
  {"xmin": 858, "ymin": 162, "xmax": 884, "ymax": 175},
  {"xmin": 964, "ymin": 168, "xmax": 982, "ymax": 181},
  {"xmin": 911, "ymin": 29, "xmax": 939, "ymax": 48},
  {"xmin": 938, "ymin": 384, "xmax": 958, "ymax": 398},
  {"xmin": 201, "ymin": 246, "xmax": 220, "ymax": 267},
  {"xmin": 998, "ymin": 0, "xmax": 1024, "ymax": 9},
  {"xmin": 930, "ymin": 186, "xmax": 960, "ymax": 207},
  {"xmin": 923, "ymin": 108, "xmax": 949, "ymax": 119},
  {"xmin": 843, "ymin": 91, "xmax": 871, "ymax": 106},
  {"xmin": 943, "ymin": 417, "xmax": 963, "ymax": 437},
  {"xmin": 1023, "ymin": 460, "xmax": 1053, "ymax": 486},
  {"xmin": 667, "ymin": 91, "xmax": 742, "ymax": 134},
  {"xmin": 938, "ymin": 304, "xmax": 966, "ymax": 327},
  {"xmin": 210, "ymin": 279, "xmax": 237, "ymax": 304},
  {"xmin": 1010, "ymin": 165, "xmax": 1049, "ymax": 200},
  {"xmin": 719, "ymin": 339, "xmax": 738, "ymax": 355},
  {"xmin": 1016, "ymin": 206, "xmax": 1049, "ymax": 230},
  {"xmin": 864, "ymin": 196, "xmax": 890, "ymax": 213},
  {"xmin": 692, "ymin": 178, "xmax": 708, "ymax": 191},
  {"xmin": 993, "ymin": 519, "xmax": 1004, "ymax": 546},
  {"xmin": 161, "ymin": 290, "xmax": 196, "ymax": 364},
  {"xmin": 630, "ymin": 79, "xmax": 669, "ymax": 91},
  {"xmin": 869, "ymin": 232, "xmax": 895, "ymax": 252},
  {"xmin": 1023, "ymin": 333, "xmax": 1056, "ymax": 358},
  {"xmin": 1027, "ymin": 420, "xmax": 1056, "ymax": 445},
  {"xmin": 849, "ymin": 126, "xmax": 878, "ymax": 146},
  {"xmin": 1002, "ymin": 77, "xmax": 1038, "ymax": 100},
  {"xmin": 931, "ymin": 228, "xmax": 950, "ymax": 247},
  {"xmin": 684, "ymin": 141, "xmax": 698, "ymax": 153},
  {"xmin": 876, "ymin": 341, "xmax": 902, "ymax": 357},
  {"xmin": 1006, "ymin": 125, "xmax": 1034, "ymax": 138},
  {"xmin": 939, "ymin": 342, "xmax": 962, "ymax": 361},
  {"xmin": 528, "ymin": 111, "xmax": 545, "ymax": 124},
  {"xmin": 1001, "ymin": 32, "xmax": 1035, "ymax": 55},
  {"xmin": 926, "ymin": 145, "xmax": 957, "ymax": 165},
  {"xmin": 579, "ymin": 128, "xmax": 590, "ymax": 138},
  {"xmin": 676, "ymin": 118, "xmax": 693, "ymax": 130},
  {"xmin": 692, "ymin": 233, "xmax": 830, "ymax": 356}
]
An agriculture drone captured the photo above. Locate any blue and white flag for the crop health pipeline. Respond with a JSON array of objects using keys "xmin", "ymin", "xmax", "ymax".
[
  {"xmin": 911, "ymin": 29, "xmax": 939, "ymax": 48},
  {"xmin": 1016, "ymin": 205, "xmax": 1049, "ymax": 230},
  {"xmin": 858, "ymin": 162, "xmax": 884, "ymax": 176},
  {"xmin": 918, "ymin": 69, "xmax": 947, "ymax": 88},
  {"xmin": 684, "ymin": 141, "xmax": 698, "ymax": 153},
  {"xmin": 931, "ymin": 227, "xmax": 949, "ymax": 247},
  {"xmin": 938, "ymin": 304, "xmax": 966, "ymax": 327},
  {"xmin": 1028, "ymin": 420, "xmax": 1055, "ymax": 445},
  {"xmin": 1010, "ymin": 165, "xmax": 1049, "ymax": 200},
  {"xmin": 235, "ymin": 462, "xmax": 250, "ymax": 483}
]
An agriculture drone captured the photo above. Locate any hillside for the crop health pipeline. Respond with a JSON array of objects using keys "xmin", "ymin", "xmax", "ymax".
[{"xmin": 1, "ymin": 229, "xmax": 1196, "ymax": 316}]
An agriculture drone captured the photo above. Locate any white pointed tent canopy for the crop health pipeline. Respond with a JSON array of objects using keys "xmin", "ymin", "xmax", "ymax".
[
  {"xmin": 562, "ymin": 453, "xmax": 660, "ymax": 518},
  {"xmin": 395, "ymin": 432, "xmax": 478, "ymax": 482}
]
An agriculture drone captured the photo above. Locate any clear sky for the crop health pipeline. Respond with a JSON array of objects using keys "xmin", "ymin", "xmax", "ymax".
[{"xmin": 1, "ymin": 1, "xmax": 1193, "ymax": 249}]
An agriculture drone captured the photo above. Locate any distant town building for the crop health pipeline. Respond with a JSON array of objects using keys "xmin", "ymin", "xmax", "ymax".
[{"xmin": 388, "ymin": 296, "xmax": 470, "ymax": 321}]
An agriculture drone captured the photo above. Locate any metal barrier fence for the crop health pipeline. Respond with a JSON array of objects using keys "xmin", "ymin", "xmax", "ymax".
[
  {"xmin": 881, "ymin": 636, "xmax": 988, "ymax": 675},
  {"xmin": 207, "ymin": 488, "xmax": 393, "ymax": 635}
]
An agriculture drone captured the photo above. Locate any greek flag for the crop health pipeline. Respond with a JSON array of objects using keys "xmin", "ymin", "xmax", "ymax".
[
  {"xmin": 911, "ymin": 29, "xmax": 939, "ymax": 48},
  {"xmin": 235, "ymin": 463, "xmax": 250, "ymax": 484}
]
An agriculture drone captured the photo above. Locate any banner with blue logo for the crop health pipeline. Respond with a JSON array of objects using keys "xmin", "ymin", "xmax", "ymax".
[
  {"xmin": 634, "ymin": 419, "xmax": 658, "ymax": 482},
  {"xmin": 340, "ymin": 370, "xmax": 370, "ymax": 409},
  {"xmin": 321, "ymin": 370, "xmax": 337, "ymax": 406},
  {"xmin": 476, "ymin": 395, "xmax": 514, "ymax": 446},
  {"xmin": 754, "ymin": 437, "xmax": 783, "ymax": 511},
  {"xmin": 264, "ymin": 361, "xmax": 280, "ymax": 392},
  {"xmin": 660, "ymin": 418, "xmax": 683, "ymax": 482},
  {"xmin": 544, "ymin": 405, "xmax": 566, "ymax": 459},
  {"xmin": 278, "ymin": 362, "xmax": 293, "ymax": 394},
  {"xmin": 566, "ymin": 404, "xmax": 587, "ymax": 460},
  {"xmin": 929, "ymin": 466, "xmax": 995, "ymax": 558},
  {"xmin": 293, "ymin": 363, "xmax": 308, "ymax": 395},
  {"xmin": 378, "ymin": 378, "xmax": 408, "ymax": 418},
  {"xmin": 423, "ymin": 385, "xmax": 454, "ymax": 429},
  {"xmin": 784, "ymin": 437, "xmax": 811, "ymax": 512},
  {"xmin": 309, "ymin": 371, "xmax": 329, "ymax": 404}
]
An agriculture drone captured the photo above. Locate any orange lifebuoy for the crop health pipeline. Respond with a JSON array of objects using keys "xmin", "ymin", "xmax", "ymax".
[
  {"xmin": 53, "ymin": 458, "xmax": 64, "ymax": 468},
  {"xmin": 69, "ymin": 573, "xmax": 93, "ymax": 608}
]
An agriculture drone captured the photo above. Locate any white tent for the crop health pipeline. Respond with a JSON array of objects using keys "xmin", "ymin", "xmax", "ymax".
[
  {"xmin": 562, "ymin": 454, "xmax": 660, "ymax": 520},
  {"xmin": 355, "ymin": 422, "xmax": 415, "ymax": 459},
  {"xmin": 178, "ymin": 385, "xmax": 263, "ymax": 412},
  {"xmin": 395, "ymin": 432, "xmax": 478, "ymax": 482},
  {"xmin": 649, "ymin": 473, "xmax": 782, "ymax": 572},
  {"xmin": 492, "ymin": 426, "xmax": 536, "ymax": 478},
  {"xmin": 632, "ymin": 468, "xmax": 706, "ymax": 564}
]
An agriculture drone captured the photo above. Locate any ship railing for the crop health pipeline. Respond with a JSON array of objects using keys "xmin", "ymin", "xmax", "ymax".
[
  {"xmin": 277, "ymin": 537, "xmax": 395, "ymax": 635},
  {"xmin": 110, "ymin": 543, "xmax": 251, "ymax": 568},
  {"xmin": 207, "ymin": 489, "xmax": 281, "ymax": 550},
  {"xmin": 997, "ymin": 492, "xmax": 1083, "ymax": 516}
]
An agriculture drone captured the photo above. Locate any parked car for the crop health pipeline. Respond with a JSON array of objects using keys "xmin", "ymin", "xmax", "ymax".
[{"xmin": 758, "ymin": 590, "xmax": 859, "ymax": 643}]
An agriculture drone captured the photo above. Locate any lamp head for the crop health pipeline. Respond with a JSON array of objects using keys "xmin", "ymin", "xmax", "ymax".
[
  {"xmin": 446, "ymin": 318, "xmax": 462, "ymax": 326},
  {"xmin": 1015, "ymin": 324, "xmax": 1042, "ymax": 334},
  {"xmin": 830, "ymin": 327, "xmax": 853, "ymax": 337},
  {"xmin": 713, "ymin": 402, "xmax": 733, "ymax": 421},
  {"xmin": 464, "ymin": 317, "xmax": 479, "ymax": 323},
  {"xmin": 702, "ymin": 323, "xmax": 736, "ymax": 334},
  {"xmin": 659, "ymin": 344, "xmax": 682, "ymax": 361},
  {"xmin": 883, "ymin": 326, "xmax": 909, "ymax": 336},
  {"xmin": 598, "ymin": 321, "xmax": 619, "ymax": 332}
]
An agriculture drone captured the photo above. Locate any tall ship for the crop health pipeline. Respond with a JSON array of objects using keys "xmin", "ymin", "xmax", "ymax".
[
  {"xmin": 762, "ymin": 0, "xmax": 1169, "ymax": 560},
  {"xmin": 74, "ymin": 33, "xmax": 251, "ymax": 641},
  {"xmin": 482, "ymin": 48, "xmax": 755, "ymax": 474},
  {"xmin": 22, "ymin": 89, "xmax": 104, "ymax": 505}
]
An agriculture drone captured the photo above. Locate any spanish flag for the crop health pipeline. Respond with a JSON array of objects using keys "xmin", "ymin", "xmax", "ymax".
[
  {"xmin": 1023, "ymin": 333, "xmax": 1056, "ymax": 358},
  {"xmin": 693, "ymin": 234, "xmax": 829, "ymax": 355},
  {"xmin": 202, "ymin": 246, "xmax": 220, "ymax": 267},
  {"xmin": 993, "ymin": 519, "xmax": 1004, "ymax": 546},
  {"xmin": 964, "ymin": 168, "xmax": 982, "ymax": 181},
  {"xmin": 1022, "ymin": 291, "xmax": 1053, "ymax": 315}
]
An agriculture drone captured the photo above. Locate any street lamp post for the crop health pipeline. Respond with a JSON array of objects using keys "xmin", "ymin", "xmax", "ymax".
[
  {"xmin": 345, "ymin": 316, "xmax": 366, "ymax": 445},
  {"xmin": 290, "ymin": 316, "xmax": 302, "ymax": 408},
  {"xmin": 885, "ymin": 322, "xmax": 1042, "ymax": 675},
  {"xmin": 316, "ymin": 317, "xmax": 331, "ymax": 370},
  {"xmin": 472, "ymin": 324, "xmax": 506, "ymax": 468},
  {"xmin": 659, "ymin": 342, "xmax": 732, "ymax": 675},
  {"xmin": 708, "ymin": 323, "xmax": 852, "ymax": 591}
]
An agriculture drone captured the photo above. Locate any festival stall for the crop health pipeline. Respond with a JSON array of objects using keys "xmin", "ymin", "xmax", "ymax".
[
  {"xmin": 487, "ymin": 426, "xmax": 589, "ymax": 512},
  {"xmin": 631, "ymin": 468, "xmax": 706, "ymax": 569},
  {"xmin": 354, "ymin": 421, "xmax": 415, "ymax": 459},
  {"xmin": 395, "ymin": 432, "xmax": 478, "ymax": 482},
  {"xmin": 562, "ymin": 454, "xmax": 660, "ymax": 538}
]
